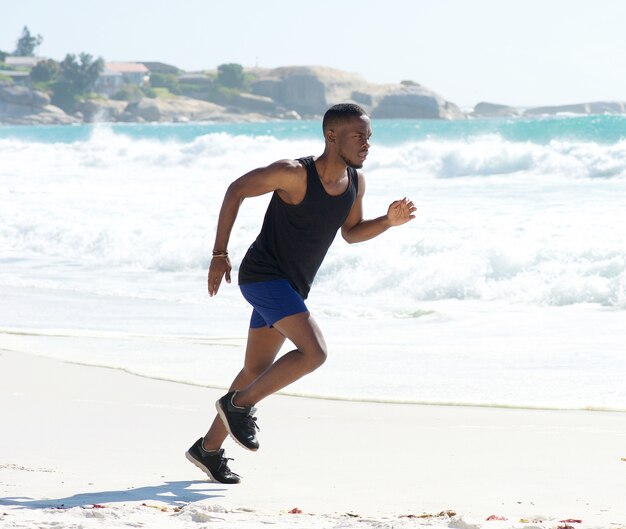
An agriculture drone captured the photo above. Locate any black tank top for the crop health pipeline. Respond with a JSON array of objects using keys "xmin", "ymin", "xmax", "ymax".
[{"xmin": 238, "ymin": 156, "xmax": 358, "ymax": 299}]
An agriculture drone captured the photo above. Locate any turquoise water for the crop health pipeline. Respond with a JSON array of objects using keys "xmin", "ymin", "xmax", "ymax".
[{"xmin": 1, "ymin": 114, "xmax": 625, "ymax": 145}]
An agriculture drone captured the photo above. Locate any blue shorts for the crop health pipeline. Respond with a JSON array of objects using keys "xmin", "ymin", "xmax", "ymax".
[{"xmin": 239, "ymin": 279, "xmax": 308, "ymax": 329}]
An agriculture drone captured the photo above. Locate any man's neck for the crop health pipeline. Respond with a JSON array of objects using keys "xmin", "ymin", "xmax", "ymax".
[{"xmin": 314, "ymin": 153, "xmax": 347, "ymax": 184}]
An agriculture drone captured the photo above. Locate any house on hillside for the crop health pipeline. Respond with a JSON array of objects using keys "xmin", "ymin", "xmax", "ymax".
[
  {"xmin": 95, "ymin": 62, "xmax": 150, "ymax": 96},
  {"xmin": 138, "ymin": 61, "xmax": 180, "ymax": 74},
  {"xmin": 0, "ymin": 56, "xmax": 45, "ymax": 86},
  {"xmin": 4, "ymin": 56, "xmax": 44, "ymax": 69},
  {"xmin": 94, "ymin": 69, "xmax": 124, "ymax": 96},
  {"xmin": 0, "ymin": 69, "xmax": 29, "ymax": 85}
]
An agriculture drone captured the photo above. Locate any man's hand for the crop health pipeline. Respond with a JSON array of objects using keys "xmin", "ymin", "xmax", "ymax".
[
  {"xmin": 387, "ymin": 197, "xmax": 416, "ymax": 226},
  {"xmin": 207, "ymin": 256, "xmax": 232, "ymax": 297}
]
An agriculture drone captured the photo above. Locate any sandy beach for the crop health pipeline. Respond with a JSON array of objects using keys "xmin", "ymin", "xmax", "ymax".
[{"xmin": 1, "ymin": 348, "xmax": 625, "ymax": 529}]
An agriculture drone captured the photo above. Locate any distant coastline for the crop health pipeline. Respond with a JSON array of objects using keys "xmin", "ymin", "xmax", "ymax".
[{"xmin": 1, "ymin": 62, "xmax": 626, "ymax": 125}]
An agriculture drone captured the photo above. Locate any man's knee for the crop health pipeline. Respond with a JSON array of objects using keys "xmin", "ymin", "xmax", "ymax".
[{"xmin": 303, "ymin": 343, "xmax": 327, "ymax": 371}]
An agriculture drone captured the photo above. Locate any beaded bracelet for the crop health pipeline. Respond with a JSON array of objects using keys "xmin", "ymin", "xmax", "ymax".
[{"xmin": 212, "ymin": 250, "xmax": 229, "ymax": 258}]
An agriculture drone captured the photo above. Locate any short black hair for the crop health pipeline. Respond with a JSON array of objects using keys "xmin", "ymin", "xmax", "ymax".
[{"xmin": 322, "ymin": 103, "xmax": 367, "ymax": 133}]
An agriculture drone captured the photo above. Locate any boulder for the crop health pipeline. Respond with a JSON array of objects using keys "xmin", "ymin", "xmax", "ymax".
[
  {"xmin": 371, "ymin": 82, "xmax": 465, "ymax": 120},
  {"xmin": 524, "ymin": 103, "xmax": 591, "ymax": 116},
  {"xmin": 350, "ymin": 91, "xmax": 374, "ymax": 106},
  {"xmin": 588, "ymin": 101, "xmax": 626, "ymax": 113},
  {"xmin": 126, "ymin": 98, "xmax": 162, "ymax": 122},
  {"xmin": 122, "ymin": 96, "xmax": 233, "ymax": 122},
  {"xmin": 252, "ymin": 66, "xmax": 370, "ymax": 116},
  {"xmin": 0, "ymin": 84, "xmax": 50, "ymax": 107},
  {"xmin": 472, "ymin": 101, "xmax": 519, "ymax": 118},
  {"xmin": 76, "ymin": 99, "xmax": 128, "ymax": 122},
  {"xmin": 0, "ymin": 83, "xmax": 78, "ymax": 124},
  {"xmin": 232, "ymin": 92, "xmax": 280, "ymax": 114}
]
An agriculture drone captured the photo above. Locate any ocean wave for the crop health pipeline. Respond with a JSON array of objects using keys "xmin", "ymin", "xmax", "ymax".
[
  {"xmin": 368, "ymin": 136, "xmax": 626, "ymax": 179},
  {"xmin": 2, "ymin": 124, "xmax": 625, "ymax": 309},
  {"xmin": 314, "ymin": 239, "xmax": 626, "ymax": 308},
  {"xmin": 1, "ymin": 125, "xmax": 626, "ymax": 180}
]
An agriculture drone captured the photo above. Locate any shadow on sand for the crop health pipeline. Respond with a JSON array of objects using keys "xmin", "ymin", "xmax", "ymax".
[{"xmin": 0, "ymin": 480, "xmax": 225, "ymax": 510}]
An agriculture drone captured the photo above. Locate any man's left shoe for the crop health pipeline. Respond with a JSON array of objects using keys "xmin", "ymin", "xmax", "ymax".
[
  {"xmin": 185, "ymin": 438, "xmax": 241, "ymax": 484},
  {"xmin": 216, "ymin": 391, "xmax": 260, "ymax": 451}
]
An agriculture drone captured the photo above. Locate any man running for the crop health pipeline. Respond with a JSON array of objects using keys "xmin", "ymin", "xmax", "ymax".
[{"xmin": 186, "ymin": 103, "xmax": 416, "ymax": 483}]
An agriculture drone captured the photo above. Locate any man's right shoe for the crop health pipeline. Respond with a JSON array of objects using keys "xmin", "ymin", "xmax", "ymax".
[
  {"xmin": 216, "ymin": 391, "xmax": 260, "ymax": 451},
  {"xmin": 185, "ymin": 437, "xmax": 241, "ymax": 484}
]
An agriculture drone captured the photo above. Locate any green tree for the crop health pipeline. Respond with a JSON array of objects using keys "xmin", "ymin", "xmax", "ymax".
[
  {"xmin": 0, "ymin": 50, "xmax": 8, "ymax": 63},
  {"xmin": 59, "ymin": 53, "xmax": 104, "ymax": 92},
  {"xmin": 30, "ymin": 59, "xmax": 60, "ymax": 83},
  {"xmin": 14, "ymin": 26, "xmax": 43, "ymax": 56},
  {"xmin": 111, "ymin": 84, "xmax": 143, "ymax": 102},
  {"xmin": 50, "ymin": 81, "xmax": 80, "ymax": 112},
  {"xmin": 149, "ymin": 72, "xmax": 180, "ymax": 94},
  {"xmin": 217, "ymin": 63, "xmax": 245, "ymax": 89},
  {"xmin": 51, "ymin": 53, "xmax": 104, "ymax": 112}
]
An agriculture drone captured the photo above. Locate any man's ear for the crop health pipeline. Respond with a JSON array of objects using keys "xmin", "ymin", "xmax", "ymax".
[{"xmin": 325, "ymin": 129, "xmax": 336, "ymax": 144}]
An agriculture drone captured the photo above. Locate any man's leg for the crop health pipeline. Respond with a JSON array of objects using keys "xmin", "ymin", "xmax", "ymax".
[
  {"xmin": 232, "ymin": 311, "xmax": 327, "ymax": 408},
  {"xmin": 202, "ymin": 324, "xmax": 285, "ymax": 451}
]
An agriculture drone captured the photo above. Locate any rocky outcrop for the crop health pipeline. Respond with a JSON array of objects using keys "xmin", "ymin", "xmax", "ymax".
[
  {"xmin": 524, "ymin": 101, "xmax": 626, "ymax": 116},
  {"xmin": 472, "ymin": 102, "xmax": 519, "ymax": 118},
  {"xmin": 1, "ymin": 67, "xmax": 467, "ymax": 124},
  {"xmin": 119, "ymin": 97, "xmax": 226, "ymax": 122},
  {"xmin": 232, "ymin": 92, "xmax": 280, "ymax": 114},
  {"xmin": 0, "ymin": 83, "xmax": 79, "ymax": 124},
  {"xmin": 250, "ymin": 67, "xmax": 463, "ymax": 120},
  {"xmin": 118, "ymin": 96, "xmax": 268, "ymax": 123},
  {"xmin": 371, "ymin": 82, "xmax": 465, "ymax": 120},
  {"xmin": 251, "ymin": 66, "xmax": 369, "ymax": 116},
  {"xmin": 76, "ymin": 99, "xmax": 128, "ymax": 122}
]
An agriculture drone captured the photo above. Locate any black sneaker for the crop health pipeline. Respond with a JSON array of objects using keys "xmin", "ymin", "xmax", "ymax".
[
  {"xmin": 185, "ymin": 438, "xmax": 241, "ymax": 484},
  {"xmin": 216, "ymin": 391, "xmax": 260, "ymax": 451}
]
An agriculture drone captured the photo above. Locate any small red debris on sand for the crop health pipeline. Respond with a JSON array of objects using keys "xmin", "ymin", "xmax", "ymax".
[
  {"xmin": 288, "ymin": 507, "xmax": 303, "ymax": 514},
  {"xmin": 401, "ymin": 511, "xmax": 456, "ymax": 519},
  {"xmin": 559, "ymin": 519, "xmax": 582, "ymax": 524},
  {"xmin": 92, "ymin": 504, "xmax": 106, "ymax": 509},
  {"xmin": 486, "ymin": 514, "xmax": 508, "ymax": 521}
]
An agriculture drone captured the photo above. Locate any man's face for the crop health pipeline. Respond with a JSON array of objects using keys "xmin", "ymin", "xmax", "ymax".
[{"xmin": 336, "ymin": 115, "xmax": 372, "ymax": 169}]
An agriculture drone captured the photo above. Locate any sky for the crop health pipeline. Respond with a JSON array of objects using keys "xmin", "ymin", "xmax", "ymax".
[{"xmin": 2, "ymin": 0, "xmax": 625, "ymax": 108}]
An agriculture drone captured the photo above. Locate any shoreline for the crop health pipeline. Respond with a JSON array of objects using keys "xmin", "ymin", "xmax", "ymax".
[
  {"xmin": 2, "ymin": 348, "xmax": 625, "ymax": 528},
  {"xmin": 3, "ymin": 320, "xmax": 626, "ymax": 415},
  {"xmin": 6, "ymin": 339, "xmax": 626, "ymax": 415}
]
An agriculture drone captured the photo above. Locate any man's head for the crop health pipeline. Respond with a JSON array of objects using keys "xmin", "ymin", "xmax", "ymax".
[{"xmin": 322, "ymin": 104, "xmax": 371, "ymax": 169}]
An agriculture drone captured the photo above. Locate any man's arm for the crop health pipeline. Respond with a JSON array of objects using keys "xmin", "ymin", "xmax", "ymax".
[
  {"xmin": 341, "ymin": 172, "xmax": 416, "ymax": 244},
  {"xmin": 208, "ymin": 159, "xmax": 303, "ymax": 296}
]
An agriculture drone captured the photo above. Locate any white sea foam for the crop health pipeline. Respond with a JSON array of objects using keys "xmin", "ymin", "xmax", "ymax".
[{"xmin": 1, "ymin": 129, "xmax": 625, "ymax": 308}]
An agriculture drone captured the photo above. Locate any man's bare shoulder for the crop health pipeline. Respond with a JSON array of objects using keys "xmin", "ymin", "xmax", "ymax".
[
  {"xmin": 261, "ymin": 159, "xmax": 307, "ymax": 202},
  {"xmin": 266, "ymin": 158, "xmax": 307, "ymax": 176}
]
